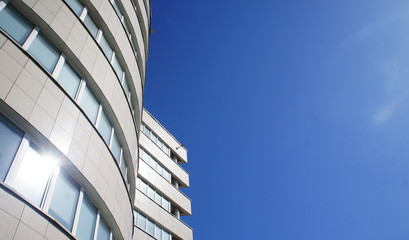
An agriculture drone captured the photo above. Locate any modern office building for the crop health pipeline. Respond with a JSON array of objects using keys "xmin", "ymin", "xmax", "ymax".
[
  {"xmin": 134, "ymin": 109, "xmax": 192, "ymax": 240},
  {"xmin": 0, "ymin": 0, "xmax": 192, "ymax": 239}
]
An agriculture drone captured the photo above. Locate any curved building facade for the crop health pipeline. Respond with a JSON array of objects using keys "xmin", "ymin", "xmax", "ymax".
[{"xmin": 0, "ymin": 0, "xmax": 151, "ymax": 239}]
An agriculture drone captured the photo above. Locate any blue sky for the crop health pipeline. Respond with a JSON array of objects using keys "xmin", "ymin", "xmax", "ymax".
[{"xmin": 143, "ymin": 0, "xmax": 409, "ymax": 239}]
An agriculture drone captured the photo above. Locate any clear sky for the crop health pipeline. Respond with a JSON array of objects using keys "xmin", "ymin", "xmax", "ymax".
[{"xmin": 143, "ymin": 0, "xmax": 409, "ymax": 239}]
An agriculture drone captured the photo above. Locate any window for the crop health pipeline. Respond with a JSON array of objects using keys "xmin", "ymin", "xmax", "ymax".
[
  {"xmin": 111, "ymin": 0, "xmax": 122, "ymax": 18},
  {"xmin": 146, "ymin": 218, "xmax": 155, "ymax": 236},
  {"xmin": 137, "ymin": 212, "xmax": 146, "ymax": 229},
  {"xmin": 97, "ymin": 109, "xmax": 112, "ymax": 144},
  {"xmin": 99, "ymin": 34, "xmax": 113, "ymax": 60},
  {"xmin": 154, "ymin": 225, "xmax": 162, "ymax": 239},
  {"xmin": 96, "ymin": 217, "xmax": 110, "ymax": 240},
  {"xmin": 162, "ymin": 198, "xmax": 170, "ymax": 212},
  {"xmin": 0, "ymin": 3, "xmax": 34, "ymax": 45},
  {"xmin": 134, "ymin": 211, "xmax": 172, "ymax": 240},
  {"xmin": 84, "ymin": 14, "xmax": 98, "ymax": 38},
  {"xmin": 27, "ymin": 31, "xmax": 61, "ymax": 73},
  {"xmin": 65, "ymin": 0, "xmax": 84, "ymax": 16},
  {"xmin": 120, "ymin": 158, "xmax": 127, "ymax": 177},
  {"xmin": 48, "ymin": 169, "xmax": 80, "ymax": 231},
  {"xmin": 111, "ymin": 55, "xmax": 123, "ymax": 80},
  {"xmin": 0, "ymin": 114, "xmax": 24, "ymax": 181},
  {"xmin": 9, "ymin": 143, "xmax": 56, "ymax": 207},
  {"xmin": 141, "ymin": 124, "xmax": 171, "ymax": 156},
  {"xmin": 136, "ymin": 178, "xmax": 171, "ymax": 213},
  {"xmin": 139, "ymin": 148, "xmax": 172, "ymax": 183},
  {"xmin": 76, "ymin": 194, "xmax": 97, "ymax": 240},
  {"xmin": 79, "ymin": 85, "xmax": 99, "ymax": 124},
  {"xmin": 110, "ymin": 134, "xmax": 121, "ymax": 161},
  {"xmin": 154, "ymin": 192, "xmax": 161, "ymax": 205},
  {"xmin": 57, "ymin": 62, "xmax": 81, "ymax": 99}
]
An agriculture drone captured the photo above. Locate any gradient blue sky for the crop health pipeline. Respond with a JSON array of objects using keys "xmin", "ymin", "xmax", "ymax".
[{"xmin": 143, "ymin": 0, "xmax": 409, "ymax": 239}]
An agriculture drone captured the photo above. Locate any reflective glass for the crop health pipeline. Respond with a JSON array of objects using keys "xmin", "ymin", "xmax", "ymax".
[
  {"xmin": 120, "ymin": 158, "xmax": 126, "ymax": 177},
  {"xmin": 99, "ymin": 34, "xmax": 113, "ymax": 60},
  {"xmin": 0, "ymin": 114, "xmax": 24, "ymax": 181},
  {"xmin": 48, "ymin": 170, "xmax": 80, "ymax": 231},
  {"xmin": 140, "ymin": 180, "xmax": 147, "ymax": 194},
  {"xmin": 65, "ymin": 0, "xmax": 84, "ymax": 16},
  {"xmin": 110, "ymin": 134, "xmax": 121, "ymax": 161},
  {"xmin": 156, "ymin": 164, "xmax": 163, "ymax": 176},
  {"xmin": 112, "ymin": 0, "xmax": 122, "ymax": 17},
  {"xmin": 162, "ymin": 198, "xmax": 170, "ymax": 212},
  {"xmin": 84, "ymin": 14, "xmax": 98, "ymax": 38},
  {"xmin": 122, "ymin": 78, "xmax": 130, "ymax": 99},
  {"xmin": 150, "ymin": 134, "xmax": 157, "ymax": 144},
  {"xmin": 137, "ymin": 213, "xmax": 146, "ymax": 230},
  {"xmin": 111, "ymin": 55, "xmax": 123, "ymax": 80},
  {"xmin": 146, "ymin": 218, "xmax": 154, "ymax": 236},
  {"xmin": 0, "ymin": 3, "xmax": 34, "ymax": 45},
  {"xmin": 162, "ymin": 231, "xmax": 171, "ymax": 240},
  {"xmin": 11, "ymin": 144, "xmax": 55, "ymax": 206},
  {"xmin": 163, "ymin": 169, "xmax": 171, "ymax": 182},
  {"xmin": 76, "ymin": 194, "xmax": 97, "ymax": 240},
  {"xmin": 149, "ymin": 157, "xmax": 156, "ymax": 170},
  {"xmin": 28, "ymin": 32, "xmax": 60, "ymax": 73},
  {"xmin": 147, "ymin": 186, "xmax": 154, "ymax": 199},
  {"xmin": 97, "ymin": 109, "xmax": 112, "ymax": 143},
  {"xmin": 163, "ymin": 145, "xmax": 170, "ymax": 156},
  {"xmin": 154, "ymin": 192, "xmax": 161, "ymax": 205},
  {"xmin": 154, "ymin": 225, "xmax": 162, "ymax": 239},
  {"xmin": 57, "ymin": 62, "xmax": 81, "ymax": 98},
  {"xmin": 96, "ymin": 216, "xmax": 110, "ymax": 240},
  {"xmin": 79, "ymin": 85, "xmax": 99, "ymax": 123}
]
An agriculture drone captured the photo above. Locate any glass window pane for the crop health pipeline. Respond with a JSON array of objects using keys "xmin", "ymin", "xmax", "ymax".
[
  {"xmin": 162, "ymin": 230, "xmax": 171, "ymax": 240},
  {"xmin": 57, "ymin": 62, "xmax": 81, "ymax": 98},
  {"xmin": 161, "ymin": 198, "xmax": 170, "ymax": 211},
  {"xmin": 28, "ymin": 32, "xmax": 61, "ymax": 73},
  {"xmin": 65, "ymin": 0, "xmax": 84, "ymax": 16},
  {"xmin": 79, "ymin": 85, "xmax": 99, "ymax": 123},
  {"xmin": 97, "ymin": 109, "xmax": 112, "ymax": 143},
  {"xmin": 122, "ymin": 78, "xmax": 130, "ymax": 98},
  {"xmin": 123, "ymin": 21, "xmax": 130, "ymax": 35},
  {"xmin": 84, "ymin": 14, "xmax": 98, "ymax": 38},
  {"xmin": 48, "ymin": 170, "xmax": 80, "ymax": 231},
  {"xmin": 146, "ymin": 219, "xmax": 154, "ymax": 236},
  {"xmin": 96, "ymin": 216, "xmax": 110, "ymax": 240},
  {"xmin": 157, "ymin": 140, "xmax": 163, "ymax": 149},
  {"xmin": 156, "ymin": 164, "xmax": 163, "ymax": 176},
  {"xmin": 112, "ymin": 0, "xmax": 122, "ymax": 17},
  {"xmin": 150, "ymin": 134, "xmax": 157, "ymax": 144},
  {"xmin": 144, "ymin": 127, "xmax": 151, "ymax": 137},
  {"xmin": 154, "ymin": 192, "xmax": 161, "ymax": 205},
  {"xmin": 149, "ymin": 157, "xmax": 156, "ymax": 170},
  {"xmin": 111, "ymin": 55, "xmax": 123, "ymax": 80},
  {"xmin": 154, "ymin": 225, "xmax": 162, "ymax": 239},
  {"xmin": 99, "ymin": 34, "xmax": 113, "ymax": 60},
  {"xmin": 11, "ymin": 144, "xmax": 55, "ymax": 206},
  {"xmin": 163, "ymin": 169, "xmax": 171, "ymax": 182},
  {"xmin": 0, "ymin": 114, "xmax": 24, "ymax": 181},
  {"xmin": 76, "ymin": 194, "xmax": 97, "ymax": 240},
  {"xmin": 140, "ymin": 180, "xmax": 147, "ymax": 194},
  {"xmin": 110, "ymin": 134, "xmax": 121, "ymax": 161},
  {"xmin": 0, "ymin": 4, "xmax": 34, "ymax": 45},
  {"xmin": 163, "ymin": 145, "xmax": 170, "ymax": 156},
  {"xmin": 137, "ymin": 212, "xmax": 146, "ymax": 230},
  {"xmin": 120, "ymin": 158, "xmax": 126, "ymax": 177},
  {"xmin": 147, "ymin": 186, "xmax": 154, "ymax": 199}
]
